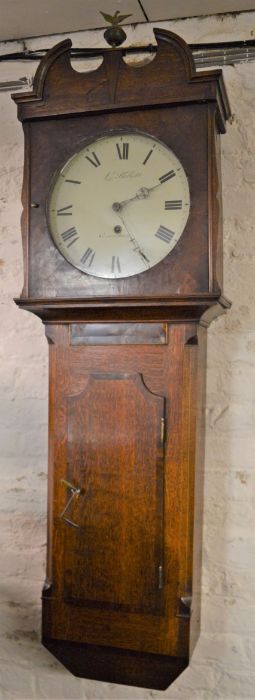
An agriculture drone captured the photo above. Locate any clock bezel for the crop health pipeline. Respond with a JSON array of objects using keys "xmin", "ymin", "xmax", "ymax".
[{"xmin": 45, "ymin": 126, "xmax": 191, "ymax": 281}]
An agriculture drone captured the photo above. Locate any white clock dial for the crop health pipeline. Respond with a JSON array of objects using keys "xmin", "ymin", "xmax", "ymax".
[{"xmin": 47, "ymin": 131, "xmax": 190, "ymax": 279}]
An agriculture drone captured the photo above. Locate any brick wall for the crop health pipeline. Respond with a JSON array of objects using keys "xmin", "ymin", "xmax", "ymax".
[{"xmin": 0, "ymin": 11, "xmax": 254, "ymax": 699}]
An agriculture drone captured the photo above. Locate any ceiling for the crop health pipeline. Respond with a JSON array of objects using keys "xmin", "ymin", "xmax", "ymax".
[{"xmin": 0, "ymin": 0, "xmax": 254, "ymax": 42}]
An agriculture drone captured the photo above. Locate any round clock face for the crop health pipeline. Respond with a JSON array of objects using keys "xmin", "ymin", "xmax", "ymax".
[{"xmin": 47, "ymin": 130, "xmax": 190, "ymax": 279}]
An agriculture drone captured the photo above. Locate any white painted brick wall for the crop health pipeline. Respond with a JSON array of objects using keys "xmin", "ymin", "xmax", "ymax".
[{"xmin": 0, "ymin": 12, "xmax": 254, "ymax": 700}]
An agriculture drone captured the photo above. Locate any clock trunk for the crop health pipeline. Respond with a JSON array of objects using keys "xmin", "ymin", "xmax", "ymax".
[{"xmin": 42, "ymin": 321, "xmax": 203, "ymax": 689}]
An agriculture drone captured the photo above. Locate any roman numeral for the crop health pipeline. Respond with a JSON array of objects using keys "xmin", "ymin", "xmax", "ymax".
[
  {"xmin": 85, "ymin": 152, "xmax": 101, "ymax": 167},
  {"xmin": 143, "ymin": 149, "xmax": 153, "ymax": 165},
  {"xmin": 116, "ymin": 143, "xmax": 129, "ymax": 160},
  {"xmin": 111, "ymin": 256, "xmax": 121, "ymax": 274},
  {"xmin": 61, "ymin": 227, "xmax": 79, "ymax": 247},
  {"xmin": 155, "ymin": 225, "xmax": 175, "ymax": 243},
  {"xmin": 80, "ymin": 248, "xmax": 95, "ymax": 267},
  {"xmin": 65, "ymin": 179, "xmax": 81, "ymax": 184},
  {"xmin": 57, "ymin": 205, "xmax": 73, "ymax": 216},
  {"xmin": 165, "ymin": 200, "xmax": 182, "ymax": 210},
  {"xmin": 159, "ymin": 170, "xmax": 176, "ymax": 184}
]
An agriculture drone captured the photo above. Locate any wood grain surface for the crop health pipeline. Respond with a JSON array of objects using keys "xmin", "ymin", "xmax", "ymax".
[{"xmin": 12, "ymin": 27, "xmax": 230, "ymax": 688}]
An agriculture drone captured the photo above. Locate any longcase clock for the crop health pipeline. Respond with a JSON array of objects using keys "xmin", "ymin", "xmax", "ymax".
[{"xmin": 12, "ymin": 29, "xmax": 231, "ymax": 690}]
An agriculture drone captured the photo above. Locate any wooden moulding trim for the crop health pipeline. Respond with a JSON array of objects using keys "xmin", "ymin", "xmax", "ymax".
[
  {"xmin": 155, "ymin": 28, "xmax": 231, "ymax": 127},
  {"xmin": 208, "ymin": 103, "xmax": 225, "ymax": 294},
  {"xmin": 11, "ymin": 29, "xmax": 231, "ymax": 131},
  {"xmin": 154, "ymin": 28, "xmax": 196, "ymax": 80},
  {"xmin": 12, "ymin": 39, "xmax": 72, "ymax": 104},
  {"xmin": 13, "ymin": 96, "xmax": 230, "ymax": 133},
  {"xmin": 215, "ymin": 72, "xmax": 232, "ymax": 130},
  {"xmin": 12, "ymin": 92, "xmax": 230, "ymax": 133},
  {"xmin": 20, "ymin": 123, "xmax": 30, "ymax": 297},
  {"xmin": 208, "ymin": 104, "xmax": 215, "ymax": 294},
  {"xmin": 14, "ymin": 295, "xmax": 231, "ymax": 324}
]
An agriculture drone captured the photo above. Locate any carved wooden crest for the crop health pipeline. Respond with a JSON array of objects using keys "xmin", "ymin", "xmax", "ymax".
[{"xmin": 13, "ymin": 29, "xmax": 230, "ymax": 131}]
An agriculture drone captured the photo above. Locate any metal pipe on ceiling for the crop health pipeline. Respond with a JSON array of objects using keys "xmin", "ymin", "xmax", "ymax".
[{"xmin": 0, "ymin": 40, "xmax": 254, "ymax": 91}]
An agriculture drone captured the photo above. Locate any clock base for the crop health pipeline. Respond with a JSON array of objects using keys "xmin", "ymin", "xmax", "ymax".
[{"xmin": 42, "ymin": 637, "xmax": 187, "ymax": 690}]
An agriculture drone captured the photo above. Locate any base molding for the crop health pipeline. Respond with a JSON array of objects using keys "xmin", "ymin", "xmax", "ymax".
[{"xmin": 42, "ymin": 637, "xmax": 187, "ymax": 690}]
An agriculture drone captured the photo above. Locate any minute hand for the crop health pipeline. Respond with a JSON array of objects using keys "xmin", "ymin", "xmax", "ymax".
[
  {"xmin": 113, "ymin": 179, "xmax": 169, "ymax": 211},
  {"xmin": 116, "ymin": 210, "xmax": 150, "ymax": 268}
]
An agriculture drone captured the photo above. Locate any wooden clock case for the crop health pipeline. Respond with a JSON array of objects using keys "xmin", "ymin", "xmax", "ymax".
[{"xmin": 12, "ymin": 29, "xmax": 231, "ymax": 690}]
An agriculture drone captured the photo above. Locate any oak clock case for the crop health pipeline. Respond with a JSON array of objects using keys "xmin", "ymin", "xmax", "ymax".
[{"xmin": 12, "ymin": 29, "xmax": 231, "ymax": 691}]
